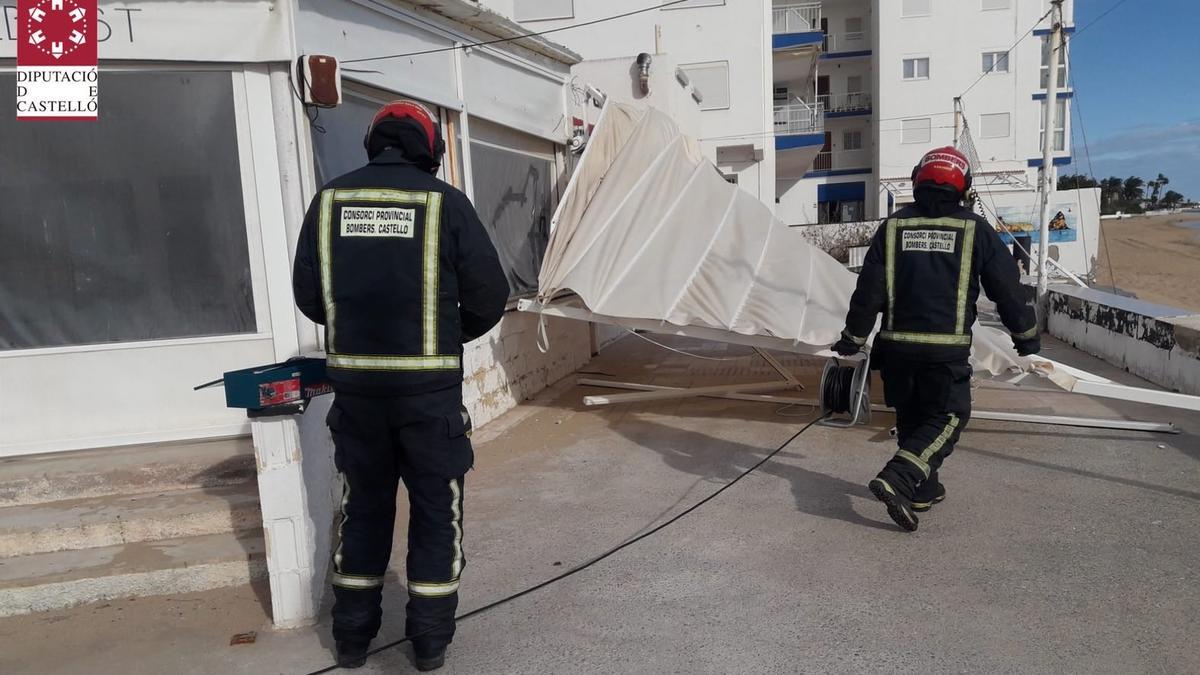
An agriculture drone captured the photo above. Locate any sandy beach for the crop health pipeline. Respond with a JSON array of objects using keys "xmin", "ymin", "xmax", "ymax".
[{"xmin": 1093, "ymin": 212, "xmax": 1200, "ymax": 313}]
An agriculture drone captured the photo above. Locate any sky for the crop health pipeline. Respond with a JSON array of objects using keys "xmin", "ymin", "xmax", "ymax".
[{"xmin": 1069, "ymin": 0, "xmax": 1200, "ymax": 200}]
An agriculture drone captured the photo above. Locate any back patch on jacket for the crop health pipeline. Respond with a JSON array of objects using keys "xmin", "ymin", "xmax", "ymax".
[
  {"xmin": 901, "ymin": 229, "xmax": 957, "ymax": 254},
  {"xmin": 340, "ymin": 207, "xmax": 417, "ymax": 238}
]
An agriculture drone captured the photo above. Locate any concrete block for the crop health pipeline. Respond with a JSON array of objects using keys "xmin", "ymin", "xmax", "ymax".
[{"xmin": 248, "ymin": 396, "xmax": 339, "ymax": 629}]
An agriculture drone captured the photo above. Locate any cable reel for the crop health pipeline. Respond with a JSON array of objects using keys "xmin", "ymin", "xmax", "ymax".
[{"xmin": 818, "ymin": 355, "xmax": 872, "ymax": 428}]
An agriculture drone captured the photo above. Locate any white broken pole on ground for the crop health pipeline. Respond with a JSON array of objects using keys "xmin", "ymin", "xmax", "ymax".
[{"xmin": 249, "ymin": 396, "xmax": 340, "ymax": 629}]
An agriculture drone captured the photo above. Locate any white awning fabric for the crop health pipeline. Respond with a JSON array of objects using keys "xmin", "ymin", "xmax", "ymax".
[{"xmin": 538, "ymin": 103, "xmax": 1027, "ymax": 375}]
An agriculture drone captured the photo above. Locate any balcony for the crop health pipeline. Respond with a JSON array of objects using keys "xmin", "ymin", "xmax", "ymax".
[
  {"xmin": 822, "ymin": 31, "xmax": 871, "ymax": 57},
  {"xmin": 772, "ymin": 3, "xmax": 823, "ymax": 51},
  {"xmin": 807, "ymin": 149, "xmax": 872, "ymax": 177},
  {"xmin": 773, "ymin": 98, "xmax": 825, "ymax": 136},
  {"xmin": 773, "ymin": 98, "xmax": 826, "ymax": 176},
  {"xmin": 816, "ymin": 91, "xmax": 872, "ymax": 117},
  {"xmin": 773, "ymin": 2, "xmax": 821, "ymax": 34}
]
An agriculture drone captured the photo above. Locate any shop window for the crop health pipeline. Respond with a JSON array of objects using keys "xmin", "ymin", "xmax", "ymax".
[
  {"xmin": 469, "ymin": 121, "xmax": 558, "ymax": 298},
  {"xmin": 0, "ymin": 71, "xmax": 253, "ymax": 350}
]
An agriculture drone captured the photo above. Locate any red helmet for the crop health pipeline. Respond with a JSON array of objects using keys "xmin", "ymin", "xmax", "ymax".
[
  {"xmin": 364, "ymin": 100, "xmax": 445, "ymax": 167},
  {"xmin": 912, "ymin": 146, "xmax": 972, "ymax": 194}
]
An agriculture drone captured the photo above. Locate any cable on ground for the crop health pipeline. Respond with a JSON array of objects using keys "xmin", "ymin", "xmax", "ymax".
[{"xmin": 304, "ymin": 413, "xmax": 827, "ymax": 674}]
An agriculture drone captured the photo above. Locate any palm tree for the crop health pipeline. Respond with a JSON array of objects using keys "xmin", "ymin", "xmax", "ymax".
[
  {"xmin": 1150, "ymin": 173, "xmax": 1170, "ymax": 205},
  {"xmin": 1100, "ymin": 176, "xmax": 1124, "ymax": 213},
  {"xmin": 1122, "ymin": 176, "xmax": 1145, "ymax": 205}
]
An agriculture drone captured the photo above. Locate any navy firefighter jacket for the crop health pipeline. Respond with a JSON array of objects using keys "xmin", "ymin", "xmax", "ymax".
[
  {"xmin": 293, "ymin": 149, "xmax": 509, "ymax": 395},
  {"xmin": 840, "ymin": 203, "xmax": 1038, "ymax": 363}
]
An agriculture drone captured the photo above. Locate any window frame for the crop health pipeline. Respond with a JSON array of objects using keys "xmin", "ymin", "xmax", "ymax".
[
  {"xmin": 661, "ymin": 0, "xmax": 725, "ymax": 9},
  {"xmin": 901, "ymin": 117, "xmax": 932, "ymax": 145},
  {"xmin": 1040, "ymin": 36, "xmax": 1069, "ymax": 89},
  {"xmin": 1039, "ymin": 99, "xmax": 1067, "ymax": 152},
  {"xmin": 0, "ymin": 62, "xmax": 274, "ymax": 356},
  {"xmin": 981, "ymin": 50, "xmax": 1010, "ymax": 74},
  {"xmin": 843, "ymin": 129, "xmax": 864, "ymax": 151},
  {"xmin": 902, "ymin": 56, "xmax": 931, "ymax": 80},
  {"xmin": 680, "ymin": 60, "xmax": 731, "ymax": 111},
  {"xmin": 979, "ymin": 112, "xmax": 1011, "ymax": 139},
  {"xmin": 901, "ymin": 0, "xmax": 933, "ymax": 18}
]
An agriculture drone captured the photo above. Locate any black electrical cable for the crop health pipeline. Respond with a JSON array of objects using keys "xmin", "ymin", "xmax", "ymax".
[
  {"xmin": 343, "ymin": 0, "xmax": 696, "ymax": 64},
  {"xmin": 303, "ymin": 413, "xmax": 828, "ymax": 674}
]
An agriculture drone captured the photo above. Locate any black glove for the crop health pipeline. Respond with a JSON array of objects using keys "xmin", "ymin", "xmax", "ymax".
[
  {"xmin": 832, "ymin": 332, "xmax": 864, "ymax": 356},
  {"xmin": 1014, "ymin": 335, "xmax": 1041, "ymax": 357}
]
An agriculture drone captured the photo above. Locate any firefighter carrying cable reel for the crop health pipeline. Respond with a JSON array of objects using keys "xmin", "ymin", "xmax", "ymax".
[{"xmin": 830, "ymin": 146, "xmax": 1041, "ymax": 533}]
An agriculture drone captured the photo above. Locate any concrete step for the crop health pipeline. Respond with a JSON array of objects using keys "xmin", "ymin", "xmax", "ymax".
[
  {"xmin": 0, "ymin": 484, "xmax": 262, "ymax": 558},
  {"xmin": 0, "ymin": 437, "xmax": 256, "ymax": 507},
  {"xmin": 0, "ymin": 531, "xmax": 267, "ymax": 618}
]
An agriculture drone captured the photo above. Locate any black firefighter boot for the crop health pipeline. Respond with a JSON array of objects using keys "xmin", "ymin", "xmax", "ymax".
[
  {"xmin": 335, "ymin": 640, "xmax": 370, "ymax": 669},
  {"xmin": 911, "ymin": 473, "xmax": 947, "ymax": 513},
  {"xmin": 868, "ymin": 467, "xmax": 920, "ymax": 532}
]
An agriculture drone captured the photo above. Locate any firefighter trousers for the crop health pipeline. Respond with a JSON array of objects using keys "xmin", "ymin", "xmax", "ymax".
[
  {"xmin": 325, "ymin": 386, "xmax": 474, "ymax": 654},
  {"xmin": 877, "ymin": 358, "xmax": 972, "ymax": 499}
]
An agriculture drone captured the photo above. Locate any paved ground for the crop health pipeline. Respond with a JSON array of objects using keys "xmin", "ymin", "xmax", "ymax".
[{"xmin": 2, "ymin": 336, "xmax": 1198, "ymax": 674}]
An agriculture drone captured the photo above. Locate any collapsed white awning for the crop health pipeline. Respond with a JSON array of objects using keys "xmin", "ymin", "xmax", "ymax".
[{"xmin": 534, "ymin": 103, "xmax": 1026, "ymax": 376}]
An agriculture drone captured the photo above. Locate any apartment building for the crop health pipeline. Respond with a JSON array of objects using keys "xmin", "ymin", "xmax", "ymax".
[{"xmin": 489, "ymin": 0, "xmax": 1073, "ymax": 224}]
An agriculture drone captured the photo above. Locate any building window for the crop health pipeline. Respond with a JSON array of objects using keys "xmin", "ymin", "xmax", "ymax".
[
  {"xmin": 819, "ymin": 200, "xmax": 865, "ymax": 224},
  {"xmin": 1039, "ymin": 99, "xmax": 1067, "ymax": 152},
  {"xmin": 681, "ymin": 61, "xmax": 730, "ymax": 110},
  {"xmin": 982, "ymin": 51, "xmax": 1010, "ymax": 74},
  {"xmin": 662, "ymin": 0, "xmax": 724, "ymax": 8},
  {"xmin": 1040, "ymin": 36, "xmax": 1068, "ymax": 88},
  {"xmin": 902, "ymin": 0, "xmax": 932, "ymax": 17},
  {"xmin": 847, "ymin": 75, "xmax": 864, "ymax": 94},
  {"xmin": 980, "ymin": 112, "xmax": 1011, "ymax": 138},
  {"xmin": 0, "ymin": 71, "xmax": 255, "ymax": 350},
  {"xmin": 514, "ymin": 0, "xmax": 573, "ymax": 22},
  {"xmin": 845, "ymin": 17, "xmax": 865, "ymax": 39},
  {"xmin": 843, "ymin": 130, "xmax": 864, "ymax": 151},
  {"xmin": 981, "ymin": 0, "xmax": 1011, "ymax": 10},
  {"xmin": 774, "ymin": 87, "xmax": 789, "ymax": 105},
  {"xmin": 903, "ymin": 57, "xmax": 930, "ymax": 80},
  {"xmin": 902, "ymin": 118, "xmax": 932, "ymax": 144}
]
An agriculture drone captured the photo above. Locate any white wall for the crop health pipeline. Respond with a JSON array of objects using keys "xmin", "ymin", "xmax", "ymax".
[{"xmin": 481, "ymin": 0, "xmax": 777, "ymax": 208}]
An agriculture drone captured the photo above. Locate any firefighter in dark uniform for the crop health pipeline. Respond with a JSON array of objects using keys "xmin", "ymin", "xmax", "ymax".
[
  {"xmin": 832, "ymin": 146, "xmax": 1041, "ymax": 532},
  {"xmin": 293, "ymin": 100, "xmax": 508, "ymax": 670}
]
